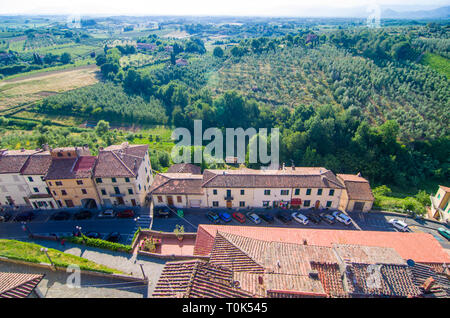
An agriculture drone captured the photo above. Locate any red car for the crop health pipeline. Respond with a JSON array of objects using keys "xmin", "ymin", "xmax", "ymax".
[
  {"xmin": 117, "ymin": 209, "xmax": 135, "ymax": 218},
  {"xmin": 232, "ymin": 212, "xmax": 246, "ymax": 223}
]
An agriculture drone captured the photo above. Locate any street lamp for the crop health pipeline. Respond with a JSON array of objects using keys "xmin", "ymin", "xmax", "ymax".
[
  {"xmin": 75, "ymin": 226, "xmax": 83, "ymax": 237},
  {"xmin": 40, "ymin": 247, "xmax": 55, "ymax": 269},
  {"xmin": 21, "ymin": 221, "xmax": 32, "ymax": 237}
]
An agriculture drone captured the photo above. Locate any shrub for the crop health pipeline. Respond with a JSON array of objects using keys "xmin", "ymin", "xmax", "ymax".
[{"xmin": 64, "ymin": 235, "xmax": 132, "ymax": 253}]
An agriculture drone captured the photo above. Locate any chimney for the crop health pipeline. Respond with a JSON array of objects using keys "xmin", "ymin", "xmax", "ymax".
[
  {"xmin": 282, "ymin": 163, "xmax": 285, "ymax": 170},
  {"xmin": 99, "ymin": 147, "xmax": 104, "ymax": 151},
  {"xmin": 309, "ymin": 270, "xmax": 319, "ymax": 280},
  {"xmin": 357, "ymin": 172, "xmax": 362, "ymax": 177},
  {"xmin": 258, "ymin": 276, "xmax": 264, "ymax": 285},
  {"xmin": 21, "ymin": 148, "xmax": 25, "ymax": 152},
  {"xmin": 276, "ymin": 260, "xmax": 281, "ymax": 268},
  {"xmin": 422, "ymin": 277, "xmax": 435, "ymax": 294},
  {"xmin": 303, "ymin": 239, "xmax": 308, "ymax": 245}
]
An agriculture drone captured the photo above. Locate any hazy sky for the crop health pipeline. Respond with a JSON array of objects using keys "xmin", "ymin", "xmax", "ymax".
[{"xmin": 0, "ymin": 0, "xmax": 448, "ymax": 16}]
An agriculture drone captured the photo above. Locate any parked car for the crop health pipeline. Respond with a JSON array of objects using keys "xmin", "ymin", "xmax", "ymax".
[
  {"xmin": 85, "ymin": 231, "xmax": 102, "ymax": 239},
  {"xmin": 292, "ymin": 212, "xmax": 309, "ymax": 225},
  {"xmin": 319, "ymin": 213, "xmax": 335, "ymax": 224},
  {"xmin": 232, "ymin": 212, "xmax": 246, "ymax": 223},
  {"xmin": 219, "ymin": 212, "xmax": 232, "ymax": 222},
  {"xmin": 154, "ymin": 207, "xmax": 171, "ymax": 218},
  {"xmin": 206, "ymin": 211, "xmax": 220, "ymax": 224},
  {"xmin": 74, "ymin": 210, "xmax": 92, "ymax": 220},
  {"xmin": 258, "ymin": 213, "xmax": 274, "ymax": 224},
  {"xmin": 117, "ymin": 209, "xmax": 135, "ymax": 218},
  {"xmin": 51, "ymin": 211, "xmax": 71, "ymax": 221},
  {"xmin": 0, "ymin": 213, "xmax": 11, "ymax": 223},
  {"xmin": 14, "ymin": 211, "xmax": 35, "ymax": 222},
  {"xmin": 98, "ymin": 209, "xmax": 116, "ymax": 218},
  {"xmin": 388, "ymin": 219, "xmax": 409, "ymax": 232},
  {"xmin": 105, "ymin": 232, "xmax": 121, "ymax": 243},
  {"xmin": 246, "ymin": 212, "xmax": 261, "ymax": 224},
  {"xmin": 437, "ymin": 227, "xmax": 450, "ymax": 241},
  {"xmin": 305, "ymin": 213, "xmax": 321, "ymax": 224},
  {"xmin": 332, "ymin": 211, "xmax": 352, "ymax": 226},
  {"xmin": 276, "ymin": 211, "xmax": 292, "ymax": 224}
]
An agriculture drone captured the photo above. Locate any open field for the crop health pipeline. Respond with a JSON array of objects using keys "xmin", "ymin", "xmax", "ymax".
[
  {"xmin": 422, "ymin": 53, "xmax": 450, "ymax": 79},
  {"xmin": 0, "ymin": 65, "xmax": 100, "ymax": 110}
]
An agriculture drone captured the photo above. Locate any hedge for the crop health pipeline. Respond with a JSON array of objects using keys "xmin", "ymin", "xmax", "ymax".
[{"xmin": 64, "ymin": 235, "xmax": 132, "ymax": 253}]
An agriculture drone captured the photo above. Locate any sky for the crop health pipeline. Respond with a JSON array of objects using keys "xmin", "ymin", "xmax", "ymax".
[{"xmin": 0, "ymin": 0, "xmax": 448, "ymax": 16}]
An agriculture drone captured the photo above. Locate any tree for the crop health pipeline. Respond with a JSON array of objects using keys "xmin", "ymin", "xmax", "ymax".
[
  {"xmin": 95, "ymin": 120, "xmax": 110, "ymax": 136},
  {"xmin": 213, "ymin": 46, "xmax": 224, "ymax": 58},
  {"xmin": 60, "ymin": 52, "xmax": 71, "ymax": 64}
]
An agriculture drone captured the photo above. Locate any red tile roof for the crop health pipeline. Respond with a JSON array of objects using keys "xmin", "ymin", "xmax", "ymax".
[
  {"xmin": 0, "ymin": 272, "xmax": 44, "ymax": 298},
  {"xmin": 94, "ymin": 144, "xmax": 148, "ymax": 178},
  {"xmin": 149, "ymin": 173, "xmax": 204, "ymax": 195},
  {"xmin": 46, "ymin": 156, "xmax": 96, "ymax": 180},
  {"xmin": 168, "ymin": 163, "xmax": 202, "ymax": 174},
  {"xmin": 20, "ymin": 152, "xmax": 52, "ymax": 175},
  {"xmin": 337, "ymin": 174, "xmax": 374, "ymax": 201},
  {"xmin": 202, "ymin": 167, "xmax": 344, "ymax": 189},
  {"xmin": 194, "ymin": 225, "xmax": 450, "ymax": 264},
  {"xmin": 439, "ymin": 185, "xmax": 450, "ymax": 193},
  {"xmin": 0, "ymin": 149, "xmax": 40, "ymax": 174},
  {"xmin": 152, "ymin": 259, "xmax": 254, "ymax": 298}
]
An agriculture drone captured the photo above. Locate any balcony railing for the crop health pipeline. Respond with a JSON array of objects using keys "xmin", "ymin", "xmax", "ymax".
[{"xmin": 224, "ymin": 196, "xmax": 234, "ymax": 201}]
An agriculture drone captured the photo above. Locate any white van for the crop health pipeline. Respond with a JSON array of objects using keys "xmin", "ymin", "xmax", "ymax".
[{"xmin": 388, "ymin": 219, "xmax": 409, "ymax": 232}]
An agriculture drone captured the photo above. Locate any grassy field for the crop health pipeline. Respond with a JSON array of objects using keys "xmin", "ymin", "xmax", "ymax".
[
  {"xmin": 0, "ymin": 239, "xmax": 124, "ymax": 274},
  {"xmin": 0, "ymin": 65, "xmax": 100, "ymax": 110},
  {"xmin": 422, "ymin": 53, "xmax": 450, "ymax": 79}
]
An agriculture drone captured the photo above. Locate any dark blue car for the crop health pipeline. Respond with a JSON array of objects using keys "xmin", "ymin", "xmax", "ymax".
[{"xmin": 219, "ymin": 212, "xmax": 232, "ymax": 222}]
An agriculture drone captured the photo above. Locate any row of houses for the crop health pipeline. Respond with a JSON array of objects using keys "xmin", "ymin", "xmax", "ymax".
[
  {"xmin": 149, "ymin": 164, "xmax": 375, "ymax": 212},
  {"xmin": 0, "ymin": 142, "xmax": 153, "ymax": 210}
]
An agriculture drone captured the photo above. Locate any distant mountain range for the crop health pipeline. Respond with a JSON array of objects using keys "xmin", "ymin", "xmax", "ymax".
[{"xmin": 382, "ymin": 6, "xmax": 450, "ymax": 19}]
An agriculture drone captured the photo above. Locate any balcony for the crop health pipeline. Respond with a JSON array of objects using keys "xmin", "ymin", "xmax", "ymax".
[
  {"xmin": 224, "ymin": 196, "xmax": 234, "ymax": 201},
  {"xmin": 109, "ymin": 192, "xmax": 125, "ymax": 197}
]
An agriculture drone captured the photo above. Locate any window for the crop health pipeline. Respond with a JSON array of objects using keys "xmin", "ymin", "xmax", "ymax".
[
  {"xmin": 304, "ymin": 200, "xmax": 311, "ymax": 207},
  {"xmin": 46, "ymin": 187, "xmax": 50, "ymax": 194},
  {"xmin": 326, "ymin": 201, "xmax": 332, "ymax": 207},
  {"xmin": 112, "ymin": 178, "xmax": 117, "ymax": 183},
  {"xmin": 306, "ymin": 189, "xmax": 311, "ymax": 195},
  {"xmin": 33, "ymin": 187, "xmax": 39, "ymax": 193},
  {"xmin": 114, "ymin": 187, "xmax": 120, "ymax": 195},
  {"xmin": 53, "ymin": 191, "xmax": 56, "ymax": 196},
  {"xmin": 48, "ymin": 181, "xmax": 52, "ymax": 186},
  {"xmin": 138, "ymin": 184, "xmax": 141, "ymax": 191},
  {"xmin": 239, "ymin": 201, "xmax": 245, "ymax": 207},
  {"xmin": 264, "ymin": 190, "xmax": 271, "ymax": 195},
  {"xmin": 76, "ymin": 180, "xmax": 83, "ymax": 185},
  {"xmin": 177, "ymin": 196, "xmax": 182, "ymax": 203},
  {"xmin": 147, "ymin": 176, "xmax": 150, "ymax": 183},
  {"xmin": 57, "ymin": 152, "xmax": 63, "ymax": 157},
  {"xmin": 81, "ymin": 189, "xmax": 87, "ymax": 195},
  {"xmin": 240, "ymin": 190, "xmax": 245, "ymax": 195},
  {"xmin": 295, "ymin": 189, "xmax": 300, "ymax": 195},
  {"xmin": 263, "ymin": 201, "xmax": 270, "ymax": 207},
  {"xmin": 317, "ymin": 189, "xmax": 323, "ymax": 195},
  {"xmin": 28, "ymin": 177, "xmax": 33, "ymax": 182},
  {"xmin": 96, "ymin": 178, "xmax": 103, "ymax": 183},
  {"xmin": 125, "ymin": 177, "xmax": 130, "ymax": 183},
  {"xmin": 101, "ymin": 189, "xmax": 106, "ymax": 195},
  {"xmin": 213, "ymin": 189, "xmax": 218, "ymax": 195},
  {"xmin": 281, "ymin": 190, "xmax": 289, "ymax": 195},
  {"xmin": 61, "ymin": 190, "xmax": 67, "ymax": 196},
  {"xmin": 128, "ymin": 188, "xmax": 134, "ymax": 195},
  {"xmin": 55, "ymin": 181, "xmax": 63, "ymax": 186},
  {"xmin": 329, "ymin": 189, "xmax": 335, "ymax": 196},
  {"xmin": 65, "ymin": 200, "xmax": 74, "ymax": 207},
  {"xmin": 157, "ymin": 196, "xmax": 163, "ymax": 203},
  {"xmin": 213, "ymin": 201, "xmax": 219, "ymax": 207},
  {"xmin": 57, "ymin": 200, "xmax": 62, "ymax": 207},
  {"xmin": 41, "ymin": 176, "xmax": 45, "ymax": 181}
]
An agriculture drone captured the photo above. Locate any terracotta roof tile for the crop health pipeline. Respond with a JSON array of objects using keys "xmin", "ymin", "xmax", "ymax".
[
  {"xmin": 202, "ymin": 168, "xmax": 344, "ymax": 189},
  {"xmin": 20, "ymin": 152, "xmax": 52, "ymax": 175},
  {"xmin": 45, "ymin": 156, "xmax": 96, "ymax": 180},
  {"xmin": 0, "ymin": 150, "xmax": 40, "ymax": 174},
  {"xmin": 337, "ymin": 174, "xmax": 374, "ymax": 201},
  {"xmin": 0, "ymin": 272, "xmax": 44, "ymax": 298},
  {"xmin": 195, "ymin": 225, "xmax": 450, "ymax": 264},
  {"xmin": 168, "ymin": 163, "xmax": 202, "ymax": 174},
  {"xmin": 149, "ymin": 173, "xmax": 204, "ymax": 195}
]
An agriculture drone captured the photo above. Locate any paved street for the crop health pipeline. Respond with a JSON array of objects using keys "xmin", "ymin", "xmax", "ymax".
[{"xmin": 0, "ymin": 207, "xmax": 151, "ymax": 245}]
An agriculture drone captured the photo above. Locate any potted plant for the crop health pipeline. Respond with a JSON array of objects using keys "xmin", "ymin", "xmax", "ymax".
[
  {"xmin": 174, "ymin": 224, "xmax": 185, "ymax": 241},
  {"xmin": 141, "ymin": 237, "xmax": 157, "ymax": 253}
]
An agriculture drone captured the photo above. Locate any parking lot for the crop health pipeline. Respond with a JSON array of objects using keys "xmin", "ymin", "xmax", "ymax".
[
  {"xmin": 0, "ymin": 206, "xmax": 151, "ymax": 245},
  {"xmin": 151, "ymin": 207, "xmax": 359, "ymax": 233}
]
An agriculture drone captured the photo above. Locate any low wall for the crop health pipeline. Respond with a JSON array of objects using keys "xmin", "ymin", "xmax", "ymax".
[{"xmin": 0, "ymin": 256, "xmax": 147, "ymax": 283}]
